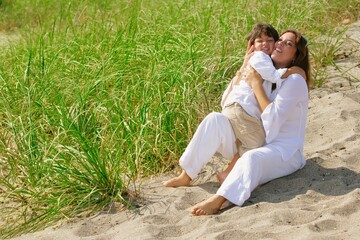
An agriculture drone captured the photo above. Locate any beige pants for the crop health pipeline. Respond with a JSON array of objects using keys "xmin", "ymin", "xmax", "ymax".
[{"xmin": 222, "ymin": 103, "xmax": 265, "ymax": 155}]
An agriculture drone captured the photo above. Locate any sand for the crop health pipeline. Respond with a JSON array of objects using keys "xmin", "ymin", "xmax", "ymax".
[{"xmin": 11, "ymin": 21, "xmax": 360, "ymax": 240}]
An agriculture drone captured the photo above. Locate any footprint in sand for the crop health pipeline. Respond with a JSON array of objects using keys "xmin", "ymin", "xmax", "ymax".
[{"xmin": 308, "ymin": 219, "xmax": 338, "ymax": 232}]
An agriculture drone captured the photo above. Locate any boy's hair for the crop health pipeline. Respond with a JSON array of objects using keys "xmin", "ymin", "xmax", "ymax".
[{"xmin": 247, "ymin": 23, "xmax": 279, "ymax": 44}]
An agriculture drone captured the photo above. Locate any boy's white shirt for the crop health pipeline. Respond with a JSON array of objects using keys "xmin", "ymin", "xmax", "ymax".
[{"xmin": 221, "ymin": 51, "xmax": 287, "ymax": 120}]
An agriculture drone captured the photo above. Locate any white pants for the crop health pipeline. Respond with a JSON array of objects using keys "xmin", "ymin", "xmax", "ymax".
[
  {"xmin": 179, "ymin": 112, "xmax": 306, "ymax": 206},
  {"xmin": 217, "ymin": 147, "xmax": 305, "ymax": 206},
  {"xmin": 179, "ymin": 112, "xmax": 238, "ymax": 179}
]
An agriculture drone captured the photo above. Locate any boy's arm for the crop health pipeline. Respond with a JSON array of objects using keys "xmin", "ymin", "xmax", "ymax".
[
  {"xmin": 250, "ymin": 52, "xmax": 282, "ymax": 83},
  {"xmin": 281, "ymin": 66, "xmax": 306, "ymax": 80}
]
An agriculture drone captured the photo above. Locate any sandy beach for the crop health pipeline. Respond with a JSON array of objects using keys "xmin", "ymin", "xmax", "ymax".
[{"xmin": 12, "ymin": 21, "xmax": 360, "ymax": 240}]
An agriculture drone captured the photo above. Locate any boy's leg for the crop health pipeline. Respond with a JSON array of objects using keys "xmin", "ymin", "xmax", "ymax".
[{"xmin": 219, "ymin": 104, "xmax": 265, "ymax": 182}]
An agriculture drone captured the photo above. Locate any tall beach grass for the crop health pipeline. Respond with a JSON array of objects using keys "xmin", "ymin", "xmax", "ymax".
[{"xmin": 0, "ymin": 0, "xmax": 359, "ymax": 238}]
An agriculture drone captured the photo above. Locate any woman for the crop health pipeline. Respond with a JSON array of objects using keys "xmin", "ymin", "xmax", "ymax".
[
  {"xmin": 192, "ymin": 29, "xmax": 311, "ymax": 215},
  {"xmin": 164, "ymin": 29, "xmax": 311, "ymax": 216}
]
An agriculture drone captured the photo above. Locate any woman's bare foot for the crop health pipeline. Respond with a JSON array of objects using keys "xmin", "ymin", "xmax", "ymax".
[
  {"xmin": 163, "ymin": 170, "xmax": 191, "ymax": 187},
  {"xmin": 191, "ymin": 195, "xmax": 226, "ymax": 216},
  {"xmin": 221, "ymin": 200, "xmax": 233, "ymax": 209},
  {"xmin": 216, "ymin": 171, "xmax": 229, "ymax": 184}
]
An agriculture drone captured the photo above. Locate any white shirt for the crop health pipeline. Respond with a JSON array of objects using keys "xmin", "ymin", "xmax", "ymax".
[
  {"xmin": 221, "ymin": 51, "xmax": 287, "ymax": 120},
  {"xmin": 262, "ymin": 73, "xmax": 309, "ymax": 161}
]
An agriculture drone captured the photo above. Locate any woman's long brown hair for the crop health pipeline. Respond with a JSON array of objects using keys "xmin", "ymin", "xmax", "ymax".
[{"xmin": 281, "ymin": 29, "xmax": 312, "ymax": 89}]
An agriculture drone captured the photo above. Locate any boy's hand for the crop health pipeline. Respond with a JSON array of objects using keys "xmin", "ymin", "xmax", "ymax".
[{"xmin": 281, "ymin": 66, "xmax": 306, "ymax": 80}]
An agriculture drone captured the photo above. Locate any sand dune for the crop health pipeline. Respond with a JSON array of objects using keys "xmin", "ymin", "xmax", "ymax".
[{"xmin": 12, "ymin": 21, "xmax": 360, "ymax": 240}]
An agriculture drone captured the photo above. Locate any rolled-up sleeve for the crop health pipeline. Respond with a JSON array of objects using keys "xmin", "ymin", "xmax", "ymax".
[{"xmin": 250, "ymin": 51, "xmax": 287, "ymax": 86}]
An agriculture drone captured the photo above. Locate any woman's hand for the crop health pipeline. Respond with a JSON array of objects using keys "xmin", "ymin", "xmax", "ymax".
[
  {"xmin": 237, "ymin": 41, "xmax": 255, "ymax": 76},
  {"xmin": 245, "ymin": 66, "xmax": 263, "ymax": 89},
  {"xmin": 245, "ymin": 66, "xmax": 270, "ymax": 112},
  {"xmin": 243, "ymin": 41, "xmax": 255, "ymax": 67}
]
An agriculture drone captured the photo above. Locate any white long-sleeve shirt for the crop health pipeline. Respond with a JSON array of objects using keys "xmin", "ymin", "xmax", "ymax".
[
  {"xmin": 221, "ymin": 51, "xmax": 287, "ymax": 120},
  {"xmin": 262, "ymin": 73, "xmax": 308, "ymax": 160}
]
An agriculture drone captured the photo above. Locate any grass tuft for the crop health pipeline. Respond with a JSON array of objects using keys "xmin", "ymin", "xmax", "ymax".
[{"xmin": 0, "ymin": 0, "xmax": 359, "ymax": 238}]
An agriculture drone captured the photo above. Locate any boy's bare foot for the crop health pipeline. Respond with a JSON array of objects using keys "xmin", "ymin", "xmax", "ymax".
[
  {"xmin": 216, "ymin": 171, "xmax": 229, "ymax": 184},
  {"xmin": 191, "ymin": 195, "xmax": 226, "ymax": 216},
  {"xmin": 163, "ymin": 170, "xmax": 191, "ymax": 187}
]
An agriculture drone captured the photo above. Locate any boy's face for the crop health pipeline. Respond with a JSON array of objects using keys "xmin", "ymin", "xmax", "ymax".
[{"xmin": 253, "ymin": 33, "xmax": 275, "ymax": 55}]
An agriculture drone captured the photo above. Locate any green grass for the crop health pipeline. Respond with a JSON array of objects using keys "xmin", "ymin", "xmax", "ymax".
[{"xmin": 0, "ymin": 0, "xmax": 359, "ymax": 238}]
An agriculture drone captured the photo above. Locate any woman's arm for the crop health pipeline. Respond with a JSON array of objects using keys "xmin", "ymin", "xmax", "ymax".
[
  {"xmin": 246, "ymin": 67, "xmax": 270, "ymax": 112},
  {"xmin": 281, "ymin": 66, "xmax": 306, "ymax": 80}
]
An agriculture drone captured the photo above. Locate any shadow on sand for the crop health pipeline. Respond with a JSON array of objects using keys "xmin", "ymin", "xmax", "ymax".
[{"xmin": 196, "ymin": 157, "xmax": 360, "ymax": 207}]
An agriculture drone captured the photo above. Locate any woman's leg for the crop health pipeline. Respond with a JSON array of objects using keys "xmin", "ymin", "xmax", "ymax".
[
  {"xmin": 163, "ymin": 112, "xmax": 237, "ymax": 187},
  {"xmin": 218, "ymin": 147, "xmax": 304, "ymax": 206},
  {"xmin": 192, "ymin": 147, "xmax": 305, "ymax": 215},
  {"xmin": 216, "ymin": 152, "xmax": 240, "ymax": 183}
]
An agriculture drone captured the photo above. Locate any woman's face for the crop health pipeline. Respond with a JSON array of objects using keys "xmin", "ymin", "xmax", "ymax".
[{"xmin": 271, "ymin": 32, "xmax": 297, "ymax": 68}]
